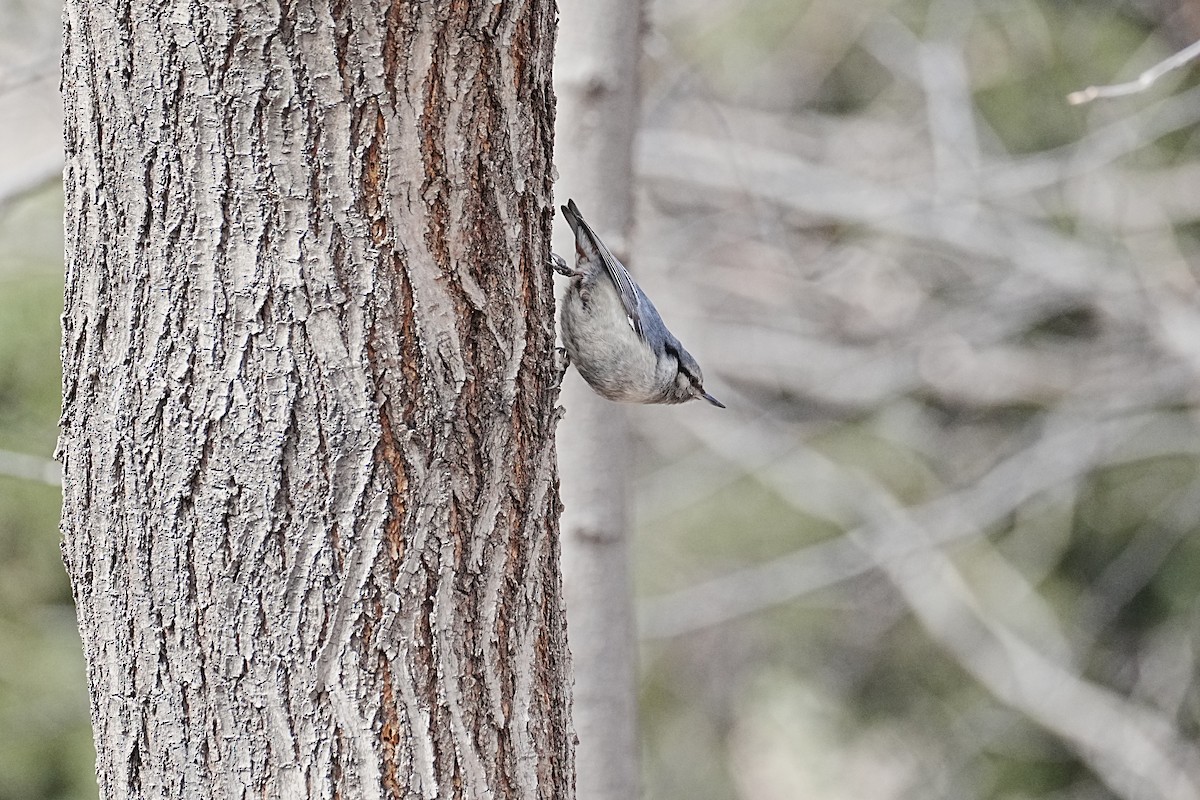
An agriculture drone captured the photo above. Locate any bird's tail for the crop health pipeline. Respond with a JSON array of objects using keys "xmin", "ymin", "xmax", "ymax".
[
  {"xmin": 561, "ymin": 199, "xmax": 608, "ymax": 265},
  {"xmin": 560, "ymin": 199, "xmax": 586, "ymax": 238}
]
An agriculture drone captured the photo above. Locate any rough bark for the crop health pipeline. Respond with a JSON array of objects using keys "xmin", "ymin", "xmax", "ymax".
[
  {"xmin": 553, "ymin": 0, "xmax": 644, "ymax": 798},
  {"xmin": 59, "ymin": 2, "xmax": 573, "ymax": 798}
]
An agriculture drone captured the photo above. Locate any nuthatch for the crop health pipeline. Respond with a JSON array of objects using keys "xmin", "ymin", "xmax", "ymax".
[{"xmin": 552, "ymin": 199, "xmax": 724, "ymax": 408}]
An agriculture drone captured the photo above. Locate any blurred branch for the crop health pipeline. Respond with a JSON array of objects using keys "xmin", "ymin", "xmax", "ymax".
[
  {"xmin": 638, "ymin": 116, "xmax": 1200, "ymax": 414},
  {"xmin": 919, "ymin": 39, "xmax": 981, "ymax": 202},
  {"xmin": 629, "ymin": 4, "xmax": 1200, "ymax": 798},
  {"xmin": 0, "ymin": 153, "xmax": 62, "ymax": 211},
  {"xmin": 854, "ymin": 488, "xmax": 1200, "ymax": 800},
  {"xmin": 0, "ymin": 448, "xmax": 60, "ymax": 487},
  {"xmin": 554, "ymin": 0, "xmax": 644, "ymax": 796},
  {"xmin": 986, "ymin": 84, "xmax": 1200, "ymax": 197},
  {"xmin": 1078, "ymin": 477, "xmax": 1200, "ymax": 637},
  {"xmin": 640, "ymin": 404, "xmax": 1200, "ymax": 639},
  {"xmin": 644, "ymin": 399, "xmax": 1200, "ymax": 798},
  {"xmin": 0, "ymin": 56, "xmax": 57, "ymax": 97},
  {"xmin": 701, "ymin": 321, "xmax": 1193, "ymax": 413},
  {"xmin": 1069, "ymin": 38, "xmax": 1200, "ymax": 105},
  {"xmin": 638, "ymin": 129, "xmax": 1137, "ymax": 306}
]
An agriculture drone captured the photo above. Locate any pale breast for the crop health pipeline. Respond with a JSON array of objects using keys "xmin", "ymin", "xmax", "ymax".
[{"xmin": 561, "ymin": 278, "xmax": 663, "ymax": 403}]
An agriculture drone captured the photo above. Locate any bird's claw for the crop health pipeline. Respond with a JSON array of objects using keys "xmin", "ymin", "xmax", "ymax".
[
  {"xmin": 553, "ymin": 346, "xmax": 570, "ymax": 385},
  {"xmin": 550, "ymin": 252, "xmax": 573, "ymax": 277}
]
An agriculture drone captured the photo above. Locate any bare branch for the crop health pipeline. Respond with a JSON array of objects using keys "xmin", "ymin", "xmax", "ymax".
[{"xmin": 1069, "ymin": 38, "xmax": 1200, "ymax": 105}]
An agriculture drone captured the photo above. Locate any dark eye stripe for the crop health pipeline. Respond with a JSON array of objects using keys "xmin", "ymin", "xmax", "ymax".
[{"xmin": 665, "ymin": 345, "xmax": 692, "ymax": 380}]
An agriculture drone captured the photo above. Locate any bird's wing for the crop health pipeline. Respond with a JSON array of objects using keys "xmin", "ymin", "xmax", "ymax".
[{"xmin": 562, "ymin": 199, "xmax": 644, "ymax": 338}]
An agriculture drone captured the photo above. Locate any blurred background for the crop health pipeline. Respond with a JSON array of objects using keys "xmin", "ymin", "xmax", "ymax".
[
  {"xmin": 0, "ymin": 0, "xmax": 94, "ymax": 799},
  {"xmin": 4, "ymin": 0, "xmax": 1200, "ymax": 798}
]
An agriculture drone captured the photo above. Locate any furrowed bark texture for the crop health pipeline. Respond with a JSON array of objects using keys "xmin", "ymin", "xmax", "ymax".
[
  {"xmin": 553, "ymin": 1, "xmax": 644, "ymax": 798},
  {"xmin": 59, "ymin": 2, "xmax": 573, "ymax": 798}
]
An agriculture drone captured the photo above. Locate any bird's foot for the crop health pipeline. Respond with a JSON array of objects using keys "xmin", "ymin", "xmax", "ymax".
[
  {"xmin": 550, "ymin": 252, "xmax": 573, "ymax": 277},
  {"xmin": 553, "ymin": 347, "xmax": 570, "ymax": 386}
]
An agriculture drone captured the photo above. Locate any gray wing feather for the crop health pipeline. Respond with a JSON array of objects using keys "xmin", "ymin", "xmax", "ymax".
[{"xmin": 562, "ymin": 200, "xmax": 644, "ymax": 338}]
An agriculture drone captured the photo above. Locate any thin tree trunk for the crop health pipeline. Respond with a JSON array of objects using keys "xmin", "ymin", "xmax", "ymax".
[
  {"xmin": 59, "ymin": 2, "xmax": 573, "ymax": 798},
  {"xmin": 554, "ymin": 1, "xmax": 644, "ymax": 798}
]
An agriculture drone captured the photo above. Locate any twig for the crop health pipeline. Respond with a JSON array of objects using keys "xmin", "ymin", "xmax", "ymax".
[{"xmin": 1069, "ymin": 39, "xmax": 1200, "ymax": 105}]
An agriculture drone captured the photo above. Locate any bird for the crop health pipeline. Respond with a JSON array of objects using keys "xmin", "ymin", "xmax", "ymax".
[{"xmin": 552, "ymin": 199, "xmax": 724, "ymax": 408}]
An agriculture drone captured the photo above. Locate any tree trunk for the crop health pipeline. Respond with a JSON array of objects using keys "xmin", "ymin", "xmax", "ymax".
[
  {"xmin": 59, "ymin": 2, "xmax": 573, "ymax": 798},
  {"xmin": 554, "ymin": 1, "xmax": 644, "ymax": 798}
]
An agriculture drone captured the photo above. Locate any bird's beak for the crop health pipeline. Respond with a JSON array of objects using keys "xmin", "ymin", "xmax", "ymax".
[{"xmin": 701, "ymin": 391, "xmax": 726, "ymax": 408}]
